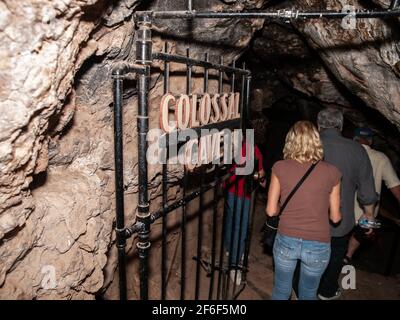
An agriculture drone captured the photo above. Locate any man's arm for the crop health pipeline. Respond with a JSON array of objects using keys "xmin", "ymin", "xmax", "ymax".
[
  {"xmin": 390, "ymin": 185, "xmax": 400, "ymax": 203},
  {"xmin": 357, "ymin": 147, "xmax": 378, "ymax": 219},
  {"xmin": 381, "ymin": 154, "xmax": 400, "ymax": 203}
]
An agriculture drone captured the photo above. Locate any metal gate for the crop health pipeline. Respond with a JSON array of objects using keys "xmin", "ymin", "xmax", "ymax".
[
  {"xmin": 111, "ymin": 13, "xmax": 258, "ymax": 301},
  {"xmin": 111, "ymin": 2, "xmax": 400, "ymax": 301}
]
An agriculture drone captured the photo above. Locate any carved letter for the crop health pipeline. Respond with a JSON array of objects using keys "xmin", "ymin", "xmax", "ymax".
[
  {"xmin": 190, "ymin": 94, "xmax": 200, "ymax": 128},
  {"xmin": 219, "ymin": 93, "xmax": 228, "ymax": 121},
  {"xmin": 210, "ymin": 94, "xmax": 220, "ymax": 123},
  {"xmin": 185, "ymin": 139, "xmax": 198, "ymax": 171},
  {"xmin": 199, "ymin": 93, "xmax": 211, "ymax": 125},
  {"xmin": 176, "ymin": 95, "xmax": 190, "ymax": 130},
  {"xmin": 234, "ymin": 92, "xmax": 240, "ymax": 118},
  {"xmin": 160, "ymin": 94, "xmax": 176, "ymax": 133},
  {"xmin": 228, "ymin": 93, "xmax": 236, "ymax": 120}
]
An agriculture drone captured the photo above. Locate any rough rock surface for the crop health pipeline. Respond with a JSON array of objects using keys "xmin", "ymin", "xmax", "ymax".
[{"xmin": 292, "ymin": 0, "xmax": 400, "ymax": 127}]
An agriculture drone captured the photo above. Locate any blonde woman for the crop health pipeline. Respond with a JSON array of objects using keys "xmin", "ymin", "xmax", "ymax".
[{"xmin": 266, "ymin": 121, "xmax": 342, "ymax": 300}]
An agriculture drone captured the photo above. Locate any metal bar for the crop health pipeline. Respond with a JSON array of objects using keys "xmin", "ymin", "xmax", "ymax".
[
  {"xmin": 231, "ymin": 60, "xmax": 235, "ymax": 93},
  {"xmin": 239, "ymin": 75, "xmax": 254, "ymax": 288},
  {"xmin": 153, "ymin": 52, "xmax": 249, "ymax": 76},
  {"xmin": 181, "ymin": 48, "xmax": 192, "ymax": 300},
  {"xmin": 138, "ymin": 9, "xmax": 400, "ymax": 20},
  {"xmin": 216, "ymin": 56, "xmax": 226, "ymax": 300},
  {"xmin": 149, "ymin": 171, "xmax": 234, "ymax": 223},
  {"xmin": 161, "ymin": 41, "xmax": 169, "ymax": 300},
  {"xmin": 112, "ymin": 67, "xmax": 127, "ymax": 301},
  {"xmin": 194, "ymin": 170, "xmax": 204, "ymax": 299},
  {"xmin": 194, "ymin": 52, "xmax": 209, "ymax": 300},
  {"xmin": 135, "ymin": 14, "xmax": 152, "ymax": 301},
  {"xmin": 225, "ymin": 177, "xmax": 239, "ymax": 299},
  {"xmin": 239, "ymin": 64, "xmax": 246, "ymax": 131},
  {"xmin": 188, "ymin": 0, "xmax": 192, "ymax": 11},
  {"xmin": 390, "ymin": 0, "xmax": 399, "ymax": 10},
  {"xmin": 217, "ymin": 181, "xmax": 228, "ymax": 300},
  {"xmin": 242, "ymin": 173, "xmax": 257, "ymax": 284},
  {"xmin": 232, "ymin": 173, "xmax": 247, "ymax": 299},
  {"xmin": 209, "ymin": 56, "xmax": 224, "ymax": 300},
  {"xmin": 208, "ymin": 163, "xmax": 220, "ymax": 300}
]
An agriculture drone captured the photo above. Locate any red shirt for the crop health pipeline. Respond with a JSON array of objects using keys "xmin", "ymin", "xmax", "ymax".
[{"xmin": 226, "ymin": 144, "xmax": 264, "ymax": 199}]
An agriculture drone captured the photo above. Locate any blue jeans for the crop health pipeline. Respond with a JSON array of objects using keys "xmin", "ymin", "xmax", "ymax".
[
  {"xmin": 224, "ymin": 193, "xmax": 250, "ymax": 266},
  {"xmin": 272, "ymin": 233, "xmax": 330, "ymax": 300}
]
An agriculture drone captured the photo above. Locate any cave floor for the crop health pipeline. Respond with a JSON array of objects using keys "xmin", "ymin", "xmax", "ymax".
[{"xmin": 237, "ymin": 194, "xmax": 400, "ymax": 300}]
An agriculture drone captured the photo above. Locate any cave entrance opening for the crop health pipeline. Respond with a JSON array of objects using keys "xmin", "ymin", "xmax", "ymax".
[{"xmin": 110, "ymin": 0, "xmax": 400, "ymax": 301}]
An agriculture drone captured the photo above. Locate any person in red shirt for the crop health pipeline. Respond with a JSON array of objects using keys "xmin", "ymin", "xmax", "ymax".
[{"xmin": 224, "ymin": 140, "xmax": 266, "ymax": 285}]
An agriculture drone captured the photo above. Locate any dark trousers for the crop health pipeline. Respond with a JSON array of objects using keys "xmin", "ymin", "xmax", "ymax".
[
  {"xmin": 293, "ymin": 234, "xmax": 350, "ymax": 298},
  {"xmin": 318, "ymin": 235, "xmax": 350, "ymax": 297}
]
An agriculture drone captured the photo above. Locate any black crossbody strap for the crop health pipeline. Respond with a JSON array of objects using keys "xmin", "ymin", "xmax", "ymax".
[{"xmin": 278, "ymin": 161, "xmax": 319, "ymax": 216}]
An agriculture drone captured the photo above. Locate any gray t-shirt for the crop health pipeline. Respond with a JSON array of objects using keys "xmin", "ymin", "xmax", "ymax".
[{"xmin": 320, "ymin": 129, "xmax": 378, "ymax": 237}]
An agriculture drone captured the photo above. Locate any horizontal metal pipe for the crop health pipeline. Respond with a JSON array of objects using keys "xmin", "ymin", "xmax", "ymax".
[
  {"xmin": 153, "ymin": 52, "xmax": 250, "ymax": 76},
  {"xmin": 138, "ymin": 9, "xmax": 400, "ymax": 20},
  {"xmin": 151, "ymin": 170, "xmax": 234, "ymax": 222},
  {"xmin": 124, "ymin": 170, "xmax": 233, "ymax": 237}
]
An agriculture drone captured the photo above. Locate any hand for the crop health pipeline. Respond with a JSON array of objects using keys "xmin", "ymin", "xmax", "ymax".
[
  {"xmin": 259, "ymin": 177, "xmax": 267, "ymax": 188},
  {"xmin": 365, "ymin": 228, "xmax": 374, "ymax": 237}
]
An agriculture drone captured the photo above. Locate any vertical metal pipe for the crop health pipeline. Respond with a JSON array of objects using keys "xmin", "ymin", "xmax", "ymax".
[
  {"xmin": 188, "ymin": 0, "xmax": 193, "ymax": 11},
  {"xmin": 161, "ymin": 42, "xmax": 169, "ymax": 300},
  {"xmin": 232, "ymin": 173, "xmax": 247, "ymax": 298},
  {"xmin": 225, "ymin": 177, "xmax": 239, "ymax": 299},
  {"xmin": 112, "ymin": 68, "xmax": 127, "ymax": 301},
  {"xmin": 135, "ymin": 14, "xmax": 152, "ymax": 301},
  {"xmin": 239, "ymin": 71, "xmax": 254, "ymax": 288},
  {"xmin": 194, "ymin": 52, "xmax": 209, "ymax": 300},
  {"xmin": 231, "ymin": 60, "xmax": 236, "ymax": 93},
  {"xmin": 181, "ymin": 48, "xmax": 192, "ymax": 300},
  {"xmin": 245, "ymin": 74, "xmax": 251, "ymax": 132},
  {"xmin": 207, "ymin": 53, "xmax": 219, "ymax": 300},
  {"xmin": 242, "ymin": 165, "xmax": 257, "ymax": 284},
  {"xmin": 390, "ymin": 0, "xmax": 399, "ymax": 9},
  {"xmin": 240, "ymin": 63, "xmax": 246, "ymax": 131}
]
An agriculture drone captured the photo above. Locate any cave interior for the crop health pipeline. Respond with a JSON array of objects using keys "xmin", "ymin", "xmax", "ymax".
[{"xmin": 0, "ymin": 0, "xmax": 400, "ymax": 300}]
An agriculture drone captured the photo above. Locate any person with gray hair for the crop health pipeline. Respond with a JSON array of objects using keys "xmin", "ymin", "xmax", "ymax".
[{"xmin": 315, "ymin": 108, "xmax": 378, "ymax": 300}]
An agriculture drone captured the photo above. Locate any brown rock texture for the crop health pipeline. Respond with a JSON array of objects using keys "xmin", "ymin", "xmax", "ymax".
[{"xmin": 292, "ymin": 0, "xmax": 400, "ymax": 127}]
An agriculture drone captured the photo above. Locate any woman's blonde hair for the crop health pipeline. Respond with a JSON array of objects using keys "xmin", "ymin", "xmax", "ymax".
[{"xmin": 283, "ymin": 120, "xmax": 323, "ymax": 163}]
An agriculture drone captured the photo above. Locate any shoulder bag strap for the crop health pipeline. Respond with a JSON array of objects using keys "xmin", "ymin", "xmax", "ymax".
[{"xmin": 278, "ymin": 161, "xmax": 319, "ymax": 216}]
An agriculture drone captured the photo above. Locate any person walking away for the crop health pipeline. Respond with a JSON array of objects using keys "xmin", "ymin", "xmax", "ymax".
[
  {"xmin": 266, "ymin": 121, "xmax": 342, "ymax": 300},
  {"xmin": 344, "ymin": 127, "xmax": 400, "ymax": 264},
  {"xmin": 316, "ymin": 108, "xmax": 378, "ymax": 300},
  {"xmin": 225, "ymin": 140, "xmax": 266, "ymax": 285}
]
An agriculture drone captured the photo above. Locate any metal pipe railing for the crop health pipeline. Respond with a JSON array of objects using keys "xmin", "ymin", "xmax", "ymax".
[
  {"xmin": 135, "ymin": 14, "xmax": 152, "ymax": 301},
  {"xmin": 112, "ymin": 66, "xmax": 128, "ymax": 301},
  {"xmin": 136, "ymin": 8, "xmax": 400, "ymax": 20}
]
